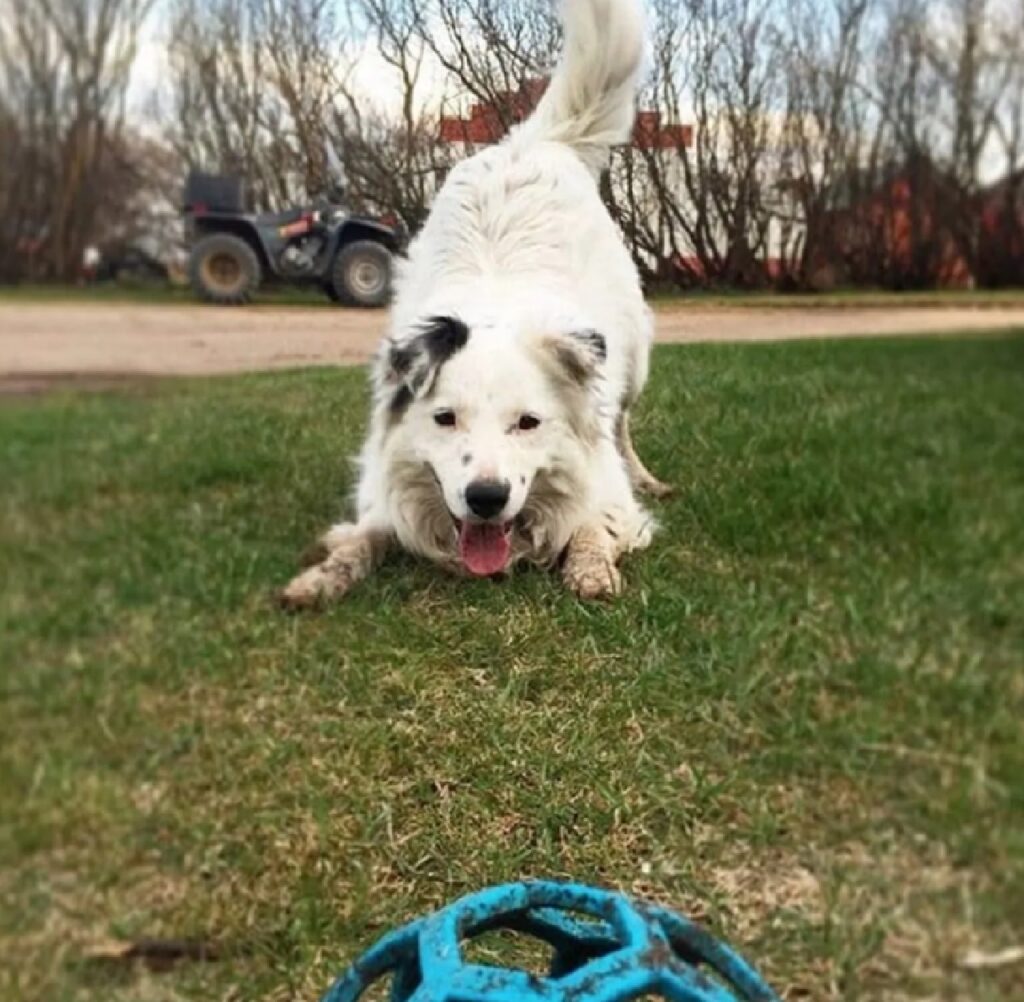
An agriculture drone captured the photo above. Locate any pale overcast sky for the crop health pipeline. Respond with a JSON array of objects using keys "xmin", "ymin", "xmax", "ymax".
[
  {"xmin": 127, "ymin": 1, "xmax": 451, "ymax": 123},
  {"xmin": 128, "ymin": 0, "xmax": 1012, "ymax": 182}
]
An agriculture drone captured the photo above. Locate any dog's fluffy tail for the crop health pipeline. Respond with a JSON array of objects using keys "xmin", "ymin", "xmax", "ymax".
[{"xmin": 516, "ymin": 0, "xmax": 647, "ymax": 174}]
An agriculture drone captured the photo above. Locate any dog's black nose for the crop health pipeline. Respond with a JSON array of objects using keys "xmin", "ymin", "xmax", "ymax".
[{"xmin": 465, "ymin": 480, "xmax": 510, "ymax": 520}]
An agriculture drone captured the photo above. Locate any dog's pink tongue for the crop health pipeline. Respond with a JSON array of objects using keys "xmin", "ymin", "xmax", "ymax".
[{"xmin": 459, "ymin": 522, "xmax": 511, "ymax": 576}]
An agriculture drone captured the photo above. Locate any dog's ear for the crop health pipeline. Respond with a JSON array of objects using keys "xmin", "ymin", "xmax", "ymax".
[
  {"xmin": 386, "ymin": 315, "xmax": 470, "ymax": 411},
  {"xmin": 545, "ymin": 329, "xmax": 607, "ymax": 385}
]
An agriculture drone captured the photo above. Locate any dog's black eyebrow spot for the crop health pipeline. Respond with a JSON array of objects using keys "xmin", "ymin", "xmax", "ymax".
[
  {"xmin": 388, "ymin": 342, "xmax": 417, "ymax": 376},
  {"xmin": 389, "ymin": 384, "xmax": 413, "ymax": 418},
  {"xmin": 417, "ymin": 315, "xmax": 470, "ymax": 364},
  {"xmin": 462, "ymin": 454, "xmax": 472, "ymax": 466},
  {"xmin": 571, "ymin": 329, "xmax": 607, "ymax": 362}
]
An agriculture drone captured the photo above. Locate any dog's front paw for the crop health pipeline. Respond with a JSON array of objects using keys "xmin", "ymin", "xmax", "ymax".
[
  {"xmin": 563, "ymin": 554, "xmax": 623, "ymax": 601},
  {"xmin": 277, "ymin": 565, "xmax": 331, "ymax": 611},
  {"xmin": 277, "ymin": 559, "xmax": 361, "ymax": 611},
  {"xmin": 280, "ymin": 525, "xmax": 380, "ymax": 611}
]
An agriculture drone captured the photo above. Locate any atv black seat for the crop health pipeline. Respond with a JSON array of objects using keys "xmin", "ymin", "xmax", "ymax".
[{"xmin": 184, "ymin": 171, "xmax": 246, "ymax": 213}]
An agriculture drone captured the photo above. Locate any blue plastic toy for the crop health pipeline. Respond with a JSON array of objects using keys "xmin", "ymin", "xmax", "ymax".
[{"xmin": 321, "ymin": 880, "xmax": 780, "ymax": 1002}]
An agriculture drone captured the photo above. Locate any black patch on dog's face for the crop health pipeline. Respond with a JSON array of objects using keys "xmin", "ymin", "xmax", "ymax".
[
  {"xmin": 420, "ymin": 315, "xmax": 469, "ymax": 364},
  {"xmin": 387, "ymin": 315, "xmax": 470, "ymax": 418},
  {"xmin": 388, "ymin": 342, "xmax": 417, "ymax": 377},
  {"xmin": 389, "ymin": 384, "xmax": 414, "ymax": 417}
]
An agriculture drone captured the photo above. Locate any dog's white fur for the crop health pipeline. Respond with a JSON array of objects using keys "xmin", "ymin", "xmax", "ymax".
[{"xmin": 281, "ymin": 0, "xmax": 669, "ymax": 607}]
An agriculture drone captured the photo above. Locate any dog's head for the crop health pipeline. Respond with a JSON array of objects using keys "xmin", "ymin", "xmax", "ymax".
[{"xmin": 381, "ymin": 314, "xmax": 605, "ymax": 575}]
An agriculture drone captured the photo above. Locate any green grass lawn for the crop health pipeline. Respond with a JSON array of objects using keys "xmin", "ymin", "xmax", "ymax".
[{"xmin": 2, "ymin": 335, "xmax": 1023, "ymax": 1000}]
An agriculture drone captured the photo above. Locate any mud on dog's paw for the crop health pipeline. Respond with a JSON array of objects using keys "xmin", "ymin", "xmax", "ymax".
[
  {"xmin": 277, "ymin": 565, "xmax": 331, "ymax": 611},
  {"xmin": 563, "ymin": 554, "xmax": 623, "ymax": 601},
  {"xmin": 281, "ymin": 523, "xmax": 382, "ymax": 611},
  {"xmin": 277, "ymin": 559, "xmax": 362, "ymax": 611}
]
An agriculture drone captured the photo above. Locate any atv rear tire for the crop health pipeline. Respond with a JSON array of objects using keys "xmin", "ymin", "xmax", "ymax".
[
  {"xmin": 331, "ymin": 240, "xmax": 391, "ymax": 307},
  {"xmin": 189, "ymin": 234, "xmax": 260, "ymax": 305}
]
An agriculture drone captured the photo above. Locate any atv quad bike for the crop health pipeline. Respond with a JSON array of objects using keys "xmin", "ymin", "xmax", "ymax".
[{"xmin": 183, "ymin": 171, "xmax": 402, "ymax": 307}]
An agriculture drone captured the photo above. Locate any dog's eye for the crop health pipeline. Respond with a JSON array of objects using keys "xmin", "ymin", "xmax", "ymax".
[
  {"xmin": 433, "ymin": 409, "xmax": 456, "ymax": 428},
  {"xmin": 517, "ymin": 413, "xmax": 541, "ymax": 431}
]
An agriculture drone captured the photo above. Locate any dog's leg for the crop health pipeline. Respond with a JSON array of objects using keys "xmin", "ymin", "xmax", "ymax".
[
  {"xmin": 562, "ymin": 523, "xmax": 623, "ymax": 600},
  {"xmin": 278, "ymin": 522, "xmax": 391, "ymax": 610},
  {"xmin": 616, "ymin": 410, "xmax": 674, "ymax": 498}
]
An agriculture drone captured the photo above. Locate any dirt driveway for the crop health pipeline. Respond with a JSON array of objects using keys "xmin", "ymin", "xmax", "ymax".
[{"xmin": 2, "ymin": 300, "xmax": 1023, "ymax": 390}]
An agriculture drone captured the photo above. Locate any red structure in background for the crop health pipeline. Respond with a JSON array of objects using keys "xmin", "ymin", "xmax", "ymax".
[
  {"xmin": 439, "ymin": 78, "xmax": 693, "ymax": 150},
  {"xmin": 820, "ymin": 167, "xmax": 1023, "ymax": 289},
  {"xmin": 822, "ymin": 174, "xmax": 972, "ymax": 288},
  {"xmin": 439, "ymin": 80, "xmax": 1023, "ymax": 288}
]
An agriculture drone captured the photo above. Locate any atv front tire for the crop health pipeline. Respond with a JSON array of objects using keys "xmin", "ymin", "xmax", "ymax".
[
  {"xmin": 189, "ymin": 234, "xmax": 260, "ymax": 305},
  {"xmin": 331, "ymin": 240, "xmax": 391, "ymax": 307}
]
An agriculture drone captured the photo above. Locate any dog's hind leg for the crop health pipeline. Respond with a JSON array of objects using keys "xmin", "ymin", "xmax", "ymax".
[
  {"xmin": 616, "ymin": 410, "xmax": 674, "ymax": 498},
  {"xmin": 278, "ymin": 522, "xmax": 391, "ymax": 611}
]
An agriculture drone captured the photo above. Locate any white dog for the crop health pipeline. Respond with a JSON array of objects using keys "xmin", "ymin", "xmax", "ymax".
[{"xmin": 281, "ymin": 0, "xmax": 670, "ymax": 608}]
